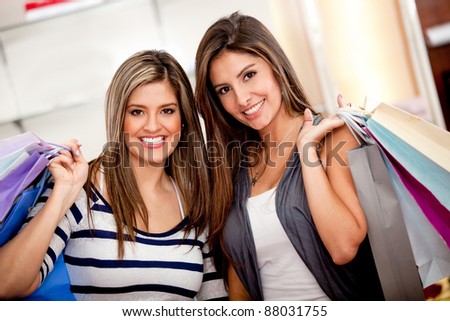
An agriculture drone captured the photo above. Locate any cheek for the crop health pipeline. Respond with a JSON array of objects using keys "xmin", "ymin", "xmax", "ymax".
[
  {"xmin": 167, "ymin": 122, "xmax": 182, "ymax": 150},
  {"xmin": 122, "ymin": 122, "xmax": 134, "ymax": 147},
  {"xmin": 166, "ymin": 116, "xmax": 182, "ymax": 135},
  {"xmin": 268, "ymin": 76, "xmax": 282, "ymax": 101},
  {"xmin": 265, "ymin": 86, "xmax": 282, "ymax": 112},
  {"xmin": 123, "ymin": 116, "xmax": 138, "ymax": 134},
  {"xmin": 171, "ymin": 133, "xmax": 182, "ymax": 150},
  {"xmin": 123, "ymin": 120, "xmax": 131, "ymax": 134},
  {"xmin": 219, "ymin": 95, "xmax": 237, "ymax": 115}
]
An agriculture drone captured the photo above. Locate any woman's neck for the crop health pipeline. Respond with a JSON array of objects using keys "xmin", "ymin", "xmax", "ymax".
[
  {"xmin": 259, "ymin": 110, "xmax": 302, "ymax": 150},
  {"xmin": 130, "ymin": 160, "xmax": 170, "ymax": 192}
]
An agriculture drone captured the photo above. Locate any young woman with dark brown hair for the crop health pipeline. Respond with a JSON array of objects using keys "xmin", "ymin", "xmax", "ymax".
[{"xmin": 195, "ymin": 12, "xmax": 383, "ymax": 300}]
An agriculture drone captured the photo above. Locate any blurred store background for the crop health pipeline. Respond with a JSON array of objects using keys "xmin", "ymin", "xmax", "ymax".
[
  {"xmin": 0, "ymin": 0, "xmax": 449, "ymax": 300},
  {"xmin": 0, "ymin": 0, "xmax": 449, "ymax": 161}
]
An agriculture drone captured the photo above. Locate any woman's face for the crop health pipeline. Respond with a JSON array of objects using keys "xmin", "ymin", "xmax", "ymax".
[
  {"xmin": 123, "ymin": 80, "xmax": 182, "ymax": 167},
  {"xmin": 209, "ymin": 51, "xmax": 283, "ymax": 131}
]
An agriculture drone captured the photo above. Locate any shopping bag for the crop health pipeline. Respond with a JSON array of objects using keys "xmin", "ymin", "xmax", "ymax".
[
  {"xmin": 0, "ymin": 131, "xmax": 44, "ymax": 160},
  {"xmin": 384, "ymin": 158, "xmax": 450, "ymax": 288},
  {"xmin": 0, "ymin": 132, "xmax": 70, "ymax": 223},
  {"xmin": 339, "ymin": 105, "xmax": 450, "ymax": 293},
  {"xmin": 339, "ymin": 104, "xmax": 450, "ymax": 242},
  {"xmin": 25, "ymin": 255, "xmax": 74, "ymax": 301},
  {"xmin": 369, "ymin": 103, "xmax": 450, "ymax": 172},
  {"xmin": 370, "ymin": 131, "xmax": 450, "ymax": 247},
  {"xmin": 363, "ymin": 104, "xmax": 450, "ymax": 245},
  {"xmin": 0, "ymin": 167, "xmax": 75, "ymax": 301},
  {"xmin": 0, "ymin": 150, "xmax": 30, "ymax": 180},
  {"xmin": 0, "ymin": 151, "xmax": 49, "ymax": 223},
  {"xmin": 0, "ymin": 168, "xmax": 50, "ymax": 244},
  {"xmin": 0, "ymin": 132, "xmax": 75, "ymax": 301},
  {"xmin": 347, "ymin": 144, "xmax": 424, "ymax": 300},
  {"xmin": 367, "ymin": 119, "xmax": 449, "ymax": 213},
  {"xmin": 0, "ymin": 132, "xmax": 53, "ymax": 181}
]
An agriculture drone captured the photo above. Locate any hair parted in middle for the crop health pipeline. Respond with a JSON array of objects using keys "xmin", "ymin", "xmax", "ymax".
[{"xmin": 86, "ymin": 50, "xmax": 210, "ymax": 258}]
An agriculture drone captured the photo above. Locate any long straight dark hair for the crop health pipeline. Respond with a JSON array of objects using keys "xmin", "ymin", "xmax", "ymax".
[{"xmin": 195, "ymin": 12, "xmax": 316, "ymax": 276}]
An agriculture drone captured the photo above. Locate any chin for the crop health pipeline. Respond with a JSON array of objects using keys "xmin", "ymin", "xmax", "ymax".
[{"xmin": 249, "ymin": 119, "xmax": 271, "ymax": 131}]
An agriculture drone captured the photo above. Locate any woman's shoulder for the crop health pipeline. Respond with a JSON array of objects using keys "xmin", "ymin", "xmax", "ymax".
[{"xmin": 325, "ymin": 120, "xmax": 360, "ymax": 151}]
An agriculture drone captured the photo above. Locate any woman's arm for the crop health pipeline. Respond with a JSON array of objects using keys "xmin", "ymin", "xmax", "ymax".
[
  {"xmin": 228, "ymin": 265, "xmax": 251, "ymax": 300},
  {"xmin": 0, "ymin": 140, "xmax": 88, "ymax": 299},
  {"xmin": 297, "ymin": 103, "xmax": 367, "ymax": 265}
]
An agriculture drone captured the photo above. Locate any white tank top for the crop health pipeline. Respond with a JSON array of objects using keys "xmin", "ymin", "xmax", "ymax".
[{"xmin": 247, "ymin": 188, "xmax": 330, "ymax": 301}]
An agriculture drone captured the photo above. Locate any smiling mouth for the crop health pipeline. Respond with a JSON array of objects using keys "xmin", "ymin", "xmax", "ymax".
[
  {"xmin": 244, "ymin": 99, "xmax": 264, "ymax": 116},
  {"xmin": 140, "ymin": 136, "xmax": 165, "ymax": 146}
]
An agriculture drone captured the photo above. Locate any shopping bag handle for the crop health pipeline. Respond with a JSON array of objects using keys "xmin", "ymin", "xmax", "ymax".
[
  {"xmin": 337, "ymin": 110, "xmax": 375, "ymax": 146},
  {"xmin": 31, "ymin": 168, "xmax": 51, "ymax": 206},
  {"xmin": 41, "ymin": 143, "xmax": 71, "ymax": 159}
]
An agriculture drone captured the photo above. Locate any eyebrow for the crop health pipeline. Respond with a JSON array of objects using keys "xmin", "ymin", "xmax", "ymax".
[
  {"xmin": 126, "ymin": 102, "xmax": 178, "ymax": 109},
  {"xmin": 213, "ymin": 63, "xmax": 256, "ymax": 90},
  {"xmin": 237, "ymin": 63, "xmax": 255, "ymax": 78}
]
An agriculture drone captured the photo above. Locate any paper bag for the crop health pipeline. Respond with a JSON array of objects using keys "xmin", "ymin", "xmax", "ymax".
[{"xmin": 348, "ymin": 144, "xmax": 424, "ymax": 300}]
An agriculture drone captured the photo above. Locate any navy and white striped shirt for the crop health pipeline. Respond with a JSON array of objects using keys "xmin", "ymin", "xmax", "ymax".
[{"xmin": 27, "ymin": 183, "xmax": 227, "ymax": 301}]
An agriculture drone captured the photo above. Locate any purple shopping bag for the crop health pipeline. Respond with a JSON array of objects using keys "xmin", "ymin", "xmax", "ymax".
[
  {"xmin": 0, "ymin": 132, "xmax": 55, "ymax": 182},
  {"xmin": 0, "ymin": 151, "xmax": 49, "ymax": 222},
  {"xmin": 0, "ymin": 132, "xmax": 48, "ymax": 160}
]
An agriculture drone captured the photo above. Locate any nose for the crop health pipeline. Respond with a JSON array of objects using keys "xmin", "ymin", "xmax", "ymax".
[
  {"xmin": 144, "ymin": 115, "xmax": 161, "ymax": 132},
  {"xmin": 235, "ymin": 87, "xmax": 251, "ymax": 107}
]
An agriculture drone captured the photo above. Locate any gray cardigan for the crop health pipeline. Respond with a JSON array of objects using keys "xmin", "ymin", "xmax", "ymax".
[{"xmin": 223, "ymin": 149, "xmax": 384, "ymax": 300}]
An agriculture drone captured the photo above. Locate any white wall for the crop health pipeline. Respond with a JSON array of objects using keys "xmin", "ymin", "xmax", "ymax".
[
  {"xmin": 0, "ymin": 0, "xmax": 444, "ymax": 160},
  {"xmin": 0, "ymin": 0, "xmax": 162, "ymax": 161},
  {"xmin": 155, "ymin": 0, "xmax": 275, "ymax": 77},
  {"xmin": 0, "ymin": 0, "xmax": 276, "ymax": 161}
]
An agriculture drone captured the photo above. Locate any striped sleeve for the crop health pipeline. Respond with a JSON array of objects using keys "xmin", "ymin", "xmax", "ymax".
[
  {"xmin": 195, "ymin": 240, "xmax": 228, "ymax": 301},
  {"xmin": 26, "ymin": 185, "xmax": 87, "ymax": 284}
]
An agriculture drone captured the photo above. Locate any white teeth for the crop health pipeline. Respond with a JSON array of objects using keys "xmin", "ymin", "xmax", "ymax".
[
  {"xmin": 141, "ymin": 136, "xmax": 164, "ymax": 144},
  {"xmin": 244, "ymin": 100, "xmax": 264, "ymax": 115}
]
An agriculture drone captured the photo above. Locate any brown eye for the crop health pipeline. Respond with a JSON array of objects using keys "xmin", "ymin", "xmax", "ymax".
[
  {"xmin": 244, "ymin": 71, "xmax": 256, "ymax": 81},
  {"xmin": 130, "ymin": 109, "xmax": 144, "ymax": 116},
  {"xmin": 161, "ymin": 108, "xmax": 175, "ymax": 114},
  {"xmin": 218, "ymin": 86, "xmax": 230, "ymax": 95}
]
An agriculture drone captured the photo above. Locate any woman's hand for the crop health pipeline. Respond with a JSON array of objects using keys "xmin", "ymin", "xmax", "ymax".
[
  {"xmin": 48, "ymin": 139, "xmax": 88, "ymax": 185},
  {"xmin": 47, "ymin": 139, "xmax": 89, "ymax": 213},
  {"xmin": 337, "ymin": 93, "xmax": 347, "ymax": 108},
  {"xmin": 296, "ymin": 94, "xmax": 350, "ymax": 150},
  {"xmin": 297, "ymin": 109, "xmax": 345, "ymax": 150}
]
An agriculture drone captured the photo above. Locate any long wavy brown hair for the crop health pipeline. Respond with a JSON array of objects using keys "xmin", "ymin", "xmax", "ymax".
[
  {"xmin": 86, "ymin": 50, "xmax": 210, "ymax": 258},
  {"xmin": 194, "ymin": 12, "xmax": 316, "ymax": 277}
]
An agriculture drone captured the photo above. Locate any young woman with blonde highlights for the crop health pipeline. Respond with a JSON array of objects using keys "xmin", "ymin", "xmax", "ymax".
[{"xmin": 0, "ymin": 50, "xmax": 227, "ymax": 301}]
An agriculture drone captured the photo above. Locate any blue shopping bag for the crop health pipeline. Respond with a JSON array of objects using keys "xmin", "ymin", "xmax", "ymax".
[{"xmin": 0, "ymin": 168, "xmax": 50, "ymax": 244}]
